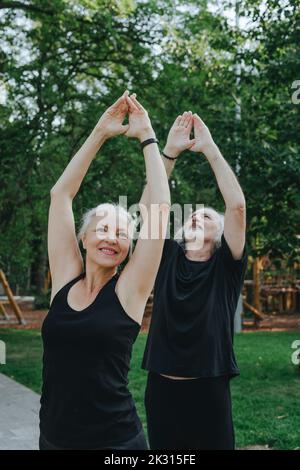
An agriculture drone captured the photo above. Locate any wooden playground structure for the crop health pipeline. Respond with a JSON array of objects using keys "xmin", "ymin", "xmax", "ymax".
[
  {"xmin": 242, "ymin": 256, "xmax": 300, "ymax": 328},
  {"xmin": 0, "ymin": 270, "xmax": 26, "ymax": 325},
  {"xmin": 0, "ymin": 253, "xmax": 300, "ymax": 329},
  {"xmin": 142, "ymin": 255, "xmax": 300, "ymax": 331}
]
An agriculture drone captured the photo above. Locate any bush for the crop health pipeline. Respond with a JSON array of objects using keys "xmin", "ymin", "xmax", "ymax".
[{"xmin": 34, "ymin": 289, "xmax": 51, "ymax": 309}]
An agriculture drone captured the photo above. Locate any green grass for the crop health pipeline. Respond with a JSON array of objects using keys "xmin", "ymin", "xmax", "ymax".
[{"xmin": 0, "ymin": 329, "xmax": 299, "ymax": 449}]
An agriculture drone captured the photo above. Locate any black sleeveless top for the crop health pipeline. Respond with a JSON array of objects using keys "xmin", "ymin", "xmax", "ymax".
[
  {"xmin": 39, "ymin": 272, "xmax": 142, "ymax": 449},
  {"xmin": 142, "ymin": 234, "xmax": 248, "ymax": 379}
]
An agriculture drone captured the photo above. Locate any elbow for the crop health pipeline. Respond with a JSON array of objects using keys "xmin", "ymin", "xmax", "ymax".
[
  {"xmin": 156, "ymin": 186, "xmax": 171, "ymax": 210},
  {"xmin": 50, "ymin": 187, "xmax": 62, "ymax": 199},
  {"xmin": 50, "ymin": 183, "xmax": 61, "ymax": 197},
  {"xmin": 147, "ymin": 201, "xmax": 171, "ymax": 216},
  {"xmin": 50, "ymin": 186, "xmax": 74, "ymax": 200},
  {"xmin": 50, "ymin": 187, "xmax": 57, "ymax": 198},
  {"xmin": 159, "ymin": 200, "xmax": 171, "ymax": 213},
  {"xmin": 161, "ymin": 187, "xmax": 171, "ymax": 208},
  {"xmin": 227, "ymin": 199, "xmax": 246, "ymax": 212},
  {"xmin": 235, "ymin": 201, "xmax": 246, "ymax": 212},
  {"xmin": 148, "ymin": 189, "xmax": 171, "ymax": 208},
  {"xmin": 225, "ymin": 201, "xmax": 246, "ymax": 228}
]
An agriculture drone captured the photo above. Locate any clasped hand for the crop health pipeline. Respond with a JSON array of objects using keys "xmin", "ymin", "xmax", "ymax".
[
  {"xmin": 96, "ymin": 90, "xmax": 215, "ymax": 154},
  {"xmin": 95, "ymin": 90, "xmax": 154, "ymax": 143}
]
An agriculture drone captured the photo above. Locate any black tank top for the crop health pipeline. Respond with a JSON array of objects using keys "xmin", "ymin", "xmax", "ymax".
[{"xmin": 39, "ymin": 271, "xmax": 142, "ymax": 449}]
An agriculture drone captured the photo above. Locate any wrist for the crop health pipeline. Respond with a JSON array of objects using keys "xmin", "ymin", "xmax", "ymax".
[
  {"xmin": 92, "ymin": 126, "xmax": 108, "ymax": 145},
  {"xmin": 139, "ymin": 128, "xmax": 156, "ymax": 143},
  {"xmin": 202, "ymin": 142, "xmax": 220, "ymax": 159},
  {"xmin": 163, "ymin": 144, "xmax": 180, "ymax": 159}
]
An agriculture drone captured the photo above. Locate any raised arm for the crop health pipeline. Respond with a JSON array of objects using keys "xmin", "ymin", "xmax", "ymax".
[
  {"xmin": 190, "ymin": 114, "xmax": 246, "ymax": 260},
  {"xmin": 48, "ymin": 91, "xmax": 130, "ymax": 302},
  {"xmin": 116, "ymin": 96, "xmax": 171, "ymax": 324},
  {"xmin": 139, "ymin": 109, "xmax": 196, "ymax": 211}
]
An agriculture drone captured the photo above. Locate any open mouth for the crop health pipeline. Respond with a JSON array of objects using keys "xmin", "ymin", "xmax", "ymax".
[
  {"xmin": 191, "ymin": 221, "xmax": 203, "ymax": 230},
  {"xmin": 98, "ymin": 247, "xmax": 118, "ymax": 256}
]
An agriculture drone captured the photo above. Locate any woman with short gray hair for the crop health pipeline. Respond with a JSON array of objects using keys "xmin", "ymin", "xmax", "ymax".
[{"xmin": 140, "ymin": 111, "xmax": 247, "ymax": 450}]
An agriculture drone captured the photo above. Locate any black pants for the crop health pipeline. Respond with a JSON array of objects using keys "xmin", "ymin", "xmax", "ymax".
[
  {"xmin": 144, "ymin": 372, "xmax": 235, "ymax": 450},
  {"xmin": 39, "ymin": 428, "xmax": 148, "ymax": 450}
]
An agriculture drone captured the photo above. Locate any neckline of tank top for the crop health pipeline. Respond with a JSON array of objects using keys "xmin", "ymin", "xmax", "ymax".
[
  {"xmin": 177, "ymin": 241, "xmax": 219, "ymax": 264},
  {"xmin": 66, "ymin": 271, "xmax": 118, "ymax": 314}
]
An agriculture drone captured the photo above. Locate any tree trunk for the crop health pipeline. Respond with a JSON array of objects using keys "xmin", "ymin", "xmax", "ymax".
[{"xmin": 31, "ymin": 236, "xmax": 48, "ymax": 295}]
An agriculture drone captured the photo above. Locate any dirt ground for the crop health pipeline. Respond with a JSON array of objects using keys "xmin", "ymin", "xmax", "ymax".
[
  {"xmin": 1, "ymin": 304, "xmax": 300, "ymax": 332},
  {"xmin": 243, "ymin": 314, "xmax": 300, "ymax": 332}
]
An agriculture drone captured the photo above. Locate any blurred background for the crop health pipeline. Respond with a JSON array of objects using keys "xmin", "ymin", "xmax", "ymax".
[{"xmin": 0, "ymin": 0, "xmax": 299, "ymax": 450}]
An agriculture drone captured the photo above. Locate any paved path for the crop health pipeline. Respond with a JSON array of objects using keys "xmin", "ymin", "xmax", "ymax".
[
  {"xmin": 0, "ymin": 373, "xmax": 40, "ymax": 450},
  {"xmin": 0, "ymin": 373, "xmax": 276, "ymax": 451}
]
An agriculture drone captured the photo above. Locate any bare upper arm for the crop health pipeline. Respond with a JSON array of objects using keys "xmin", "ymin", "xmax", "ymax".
[
  {"xmin": 48, "ymin": 192, "xmax": 84, "ymax": 304},
  {"xmin": 115, "ymin": 203, "xmax": 170, "ymax": 324},
  {"xmin": 223, "ymin": 203, "xmax": 246, "ymax": 260}
]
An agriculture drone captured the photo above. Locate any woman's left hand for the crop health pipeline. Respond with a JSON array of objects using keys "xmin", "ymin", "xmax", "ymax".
[{"xmin": 164, "ymin": 111, "xmax": 196, "ymax": 158}]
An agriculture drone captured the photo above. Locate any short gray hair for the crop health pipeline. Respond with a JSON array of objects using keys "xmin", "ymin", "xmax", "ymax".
[
  {"xmin": 175, "ymin": 206, "xmax": 224, "ymax": 250},
  {"xmin": 77, "ymin": 203, "xmax": 135, "ymax": 255}
]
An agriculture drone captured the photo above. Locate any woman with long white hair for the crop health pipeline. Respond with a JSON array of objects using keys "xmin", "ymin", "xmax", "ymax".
[
  {"xmin": 39, "ymin": 91, "xmax": 170, "ymax": 450},
  {"xmin": 141, "ymin": 111, "xmax": 247, "ymax": 449}
]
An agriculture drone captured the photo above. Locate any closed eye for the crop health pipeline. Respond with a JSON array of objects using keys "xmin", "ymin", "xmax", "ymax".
[{"xmin": 118, "ymin": 231, "xmax": 128, "ymax": 239}]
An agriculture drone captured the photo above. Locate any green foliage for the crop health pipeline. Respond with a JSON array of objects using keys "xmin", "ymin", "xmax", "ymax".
[
  {"xmin": 0, "ymin": 0, "xmax": 299, "ymax": 292},
  {"xmin": 34, "ymin": 288, "xmax": 51, "ymax": 309}
]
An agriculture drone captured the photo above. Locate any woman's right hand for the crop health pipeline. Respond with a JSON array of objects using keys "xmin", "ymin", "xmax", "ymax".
[
  {"xmin": 94, "ymin": 90, "xmax": 130, "ymax": 139},
  {"xmin": 164, "ymin": 111, "xmax": 196, "ymax": 158},
  {"xmin": 124, "ymin": 94, "xmax": 155, "ymax": 142}
]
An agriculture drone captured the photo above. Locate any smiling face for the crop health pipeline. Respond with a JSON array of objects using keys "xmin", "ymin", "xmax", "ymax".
[
  {"xmin": 81, "ymin": 206, "xmax": 132, "ymax": 268},
  {"xmin": 183, "ymin": 207, "xmax": 223, "ymax": 250}
]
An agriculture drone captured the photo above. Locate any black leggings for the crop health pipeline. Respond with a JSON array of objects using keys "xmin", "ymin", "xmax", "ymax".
[
  {"xmin": 39, "ymin": 428, "xmax": 148, "ymax": 450},
  {"xmin": 144, "ymin": 372, "xmax": 235, "ymax": 450}
]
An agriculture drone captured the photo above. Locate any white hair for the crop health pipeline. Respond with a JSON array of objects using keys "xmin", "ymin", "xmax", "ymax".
[
  {"xmin": 214, "ymin": 210, "xmax": 225, "ymax": 249},
  {"xmin": 175, "ymin": 206, "xmax": 224, "ymax": 250},
  {"xmin": 77, "ymin": 203, "xmax": 135, "ymax": 256}
]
